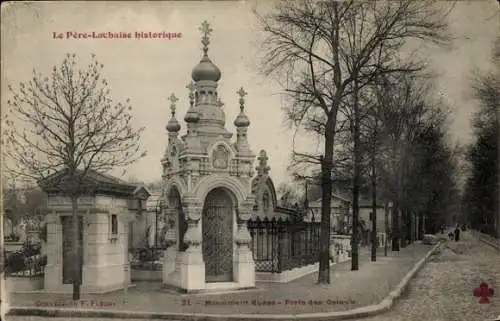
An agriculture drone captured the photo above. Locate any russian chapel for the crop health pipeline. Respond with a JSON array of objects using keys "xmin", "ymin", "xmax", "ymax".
[{"xmin": 161, "ymin": 21, "xmax": 257, "ymax": 292}]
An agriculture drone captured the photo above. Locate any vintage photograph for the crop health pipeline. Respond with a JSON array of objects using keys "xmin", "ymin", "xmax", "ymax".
[{"xmin": 1, "ymin": 1, "xmax": 499, "ymax": 321}]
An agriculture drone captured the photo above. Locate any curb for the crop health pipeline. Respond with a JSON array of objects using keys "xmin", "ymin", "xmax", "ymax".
[
  {"xmin": 6, "ymin": 242, "xmax": 443, "ymax": 321},
  {"xmin": 478, "ymin": 235, "xmax": 500, "ymax": 251}
]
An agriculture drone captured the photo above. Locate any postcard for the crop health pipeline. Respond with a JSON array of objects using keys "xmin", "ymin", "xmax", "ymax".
[{"xmin": 1, "ymin": 1, "xmax": 499, "ymax": 321}]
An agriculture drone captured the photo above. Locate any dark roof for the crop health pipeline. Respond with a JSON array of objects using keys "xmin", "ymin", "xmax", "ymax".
[{"xmin": 38, "ymin": 169, "xmax": 148, "ymax": 198}]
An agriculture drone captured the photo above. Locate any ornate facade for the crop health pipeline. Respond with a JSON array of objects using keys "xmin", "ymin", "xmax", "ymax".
[{"xmin": 161, "ymin": 21, "xmax": 256, "ymax": 292}]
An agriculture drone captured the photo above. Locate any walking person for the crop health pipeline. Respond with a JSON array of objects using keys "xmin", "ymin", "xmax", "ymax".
[{"xmin": 454, "ymin": 224, "xmax": 460, "ymax": 242}]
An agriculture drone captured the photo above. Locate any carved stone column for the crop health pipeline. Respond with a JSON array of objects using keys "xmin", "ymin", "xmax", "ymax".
[
  {"xmin": 234, "ymin": 200, "xmax": 255, "ymax": 288},
  {"xmin": 179, "ymin": 200, "xmax": 205, "ymax": 291},
  {"xmin": 162, "ymin": 207, "xmax": 178, "ymax": 283}
]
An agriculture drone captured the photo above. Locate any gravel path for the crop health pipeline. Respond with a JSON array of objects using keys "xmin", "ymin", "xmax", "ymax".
[{"xmin": 363, "ymin": 232, "xmax": 500, "ymax": 321}]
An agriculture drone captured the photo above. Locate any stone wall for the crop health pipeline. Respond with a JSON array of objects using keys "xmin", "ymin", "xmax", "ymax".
[{"xmin": 44, "ymin": 195, "xmax": 134, "ymax": 293}]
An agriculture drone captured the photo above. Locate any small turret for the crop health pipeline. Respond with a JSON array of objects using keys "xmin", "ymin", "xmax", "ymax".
[
  {"xmin": 234, "ymin": 87, "xmax": 250, "ymax": 128},
  {"xmin": 166, "ymin": 93, "xmax": 181, "ymax": 134}
]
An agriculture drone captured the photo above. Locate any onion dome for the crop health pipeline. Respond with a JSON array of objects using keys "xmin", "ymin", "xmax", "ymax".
[
  {"xmin": 184, "ymin": 108, "xmax": 200, "ymax": 123},
  {"xmin": 191, "ymin": 56, "xmax": 221, "ymax": 82},
  {"xmin": 191, "ymin": 20, "xmax": 221, "ymax": 82},
  {"xmin": 166, "ymin": 93, "xmax": 181, "ymax": 133},
  {"xmin": 234, "ymin": 87, "xmax": 250, "ymax": 127},
  {"xmin": 234, "ymin": 112, "xmax": 250, "ymax": 127},
  {"xmin": 184, "ymin": 81, "xmax": 200, "ymax": 123}
]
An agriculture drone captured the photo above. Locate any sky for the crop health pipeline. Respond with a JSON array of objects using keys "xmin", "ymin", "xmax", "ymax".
[{"xmin": 1, "ymin": 0, "xmax": 499, "ymax": 187}]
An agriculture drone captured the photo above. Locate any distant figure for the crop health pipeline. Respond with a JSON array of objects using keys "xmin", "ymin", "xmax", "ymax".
[
  {"xmin": 454, "ymin": 225, "xmax": 460, "ymax": 242},
  {"xmin": 448, "ymin": 232, "xmax": 454, "ymax": 240}
]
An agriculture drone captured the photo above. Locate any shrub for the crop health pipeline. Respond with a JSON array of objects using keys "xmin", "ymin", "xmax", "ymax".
[
  {"xmin": 5, "ymin": 251, "xmax": 48, "ymax": 275},
  {"xmin": 138, "ymin": 248, "xmax": 161, "ymax": 263},
  {"xmin": 39, "ymin": 224, "xmax": 47, "ymax": 243},
  {"xmin": 22, "ymin": 241, "xmax": 42, "ymax": 257},
  {"xmin": 5, "ymin": 251, "xmax": 27, "ymax": 273}
]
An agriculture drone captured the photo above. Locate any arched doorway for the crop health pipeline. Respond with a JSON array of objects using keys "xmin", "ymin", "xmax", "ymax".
[
  {"xmin": 202, "ymin": 188, "xmax": 234, "ymax": 282},
  {"xmin": 168, "ymin": 187, "xmax": 187, "ymax": 252}
]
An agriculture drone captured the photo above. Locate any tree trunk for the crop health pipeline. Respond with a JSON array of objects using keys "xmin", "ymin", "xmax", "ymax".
[
  {"xmin": 351, "ymin": 77, "xmax": 360, "ymax": 271},
  {"xmin": 392, "ymin": 203, "xmax": 400, "ymax": 251},
  {"xmin": 371, "ymin": 162, "xmax": 377, "ymax": 262},
  {"xmin": 384, "ymin": 203, "xmax": 389, "ymax": 256},
  {"xmin": 317, "ymin": 116, "xmax": 335, "ymax": 284},
  {"xmin": 401, "ymin": 207, "xmax": 407, "ymax": 248},
  {"xmin": 419, "ymin": 212, "xmax": 424, "ymax": 240},
  {"xmin": 71, "ymin": 195, "xmax": 81, "ymax": 301}
]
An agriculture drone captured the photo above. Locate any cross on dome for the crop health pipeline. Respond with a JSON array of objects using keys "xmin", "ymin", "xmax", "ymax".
[
  {"xmin": 237, "ymin": 87, "xmax": 247, "ymax": 99},
  {"xmin": 168, "ymin": 93, "xmax": 179, "ymax": 116},
  {"xmin": 234, "ymin": 86, "xmax": 250, "ymax": 127},
  {"xmin": 199, "ymin": 20, "xmax": 213, "ymax": 55},
  {"xmin": 237, "ymin": 87, "xmax": 247, "ymax": 111},
  {"xmin": 191, "ymin": 20, "xmax": 221, "ymax": 82},
  {"xmin": 166, "ymin": 93, "xmax": 181, "ymax": 133}
]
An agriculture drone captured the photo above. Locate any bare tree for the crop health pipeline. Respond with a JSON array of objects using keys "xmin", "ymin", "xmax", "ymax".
[
  {"xmin": 464, "ymin": 36, "xmax": 500, "ymax": 237},
  {"xmin": 257, "ymin": 0, "xmax": 450, "ymax": 279},
  {"xmin": 277, "ymin": 181, "xmax": 305, "ymax": 208},
  {"xmin": 374, "ymin": 72, "xmax": 451, "ymax": 246},
  {"xmin": 4, "ymin": 53, "xmax": 145, "ymax": 300}
]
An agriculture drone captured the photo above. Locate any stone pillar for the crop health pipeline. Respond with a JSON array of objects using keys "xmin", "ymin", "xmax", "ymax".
[
  {"xmin": 234, "ymin": 202, "xmax": 255, "ymax": 288},
  {"xmin": 44, "ymin": 211, "xmax": 60, "ymax": 291},
  {"xmin": 162, "ymin": 207, "xmax": 177, "ymax": 283},
  {"xmin": 179, "ymin": 201, "xmax": 205, "ymax": 291}
]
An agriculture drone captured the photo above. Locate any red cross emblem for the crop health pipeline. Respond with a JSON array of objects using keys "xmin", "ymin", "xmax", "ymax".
[{"xmin": 473, "ymin": 282, "xmax": 494, "ymax": 304}]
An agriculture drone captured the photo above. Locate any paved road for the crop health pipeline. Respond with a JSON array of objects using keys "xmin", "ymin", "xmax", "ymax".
[{"xmin": 5, "ymin": 233, "xmax": 499, "ymax": 321}]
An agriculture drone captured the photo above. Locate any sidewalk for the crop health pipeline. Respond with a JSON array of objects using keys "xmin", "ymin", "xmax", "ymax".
[
  {"xmin": 7, "ymin": 243, "xmax": 436, "ymax": 317},
  {"xmin": 475, "ymin": 231, "xmax": 500, "ymax": 250}
]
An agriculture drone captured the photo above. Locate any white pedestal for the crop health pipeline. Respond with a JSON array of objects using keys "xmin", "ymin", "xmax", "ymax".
[
  {"xmin": 179, "ymin": 251, "xmax": 205, "ymax": 292},
  {"xmin": 162, "ymin": 247, "xmax": 177, "ymax": 283},
  {"xmin": 234, "ymin": 247, "xmax": 255, "ymax": 288}
]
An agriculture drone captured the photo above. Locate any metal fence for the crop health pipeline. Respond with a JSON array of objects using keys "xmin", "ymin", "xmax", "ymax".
[
  {"xmin": 4, "ymin": 252, "xmax": 47, "ymax": 278},
  {"xmin": 247, "ymin": 216, "xmax": 321, "ymax": 273},
  {"xmin": 129, "ymin": 247, "xmax": 165, "ymax": 271}
]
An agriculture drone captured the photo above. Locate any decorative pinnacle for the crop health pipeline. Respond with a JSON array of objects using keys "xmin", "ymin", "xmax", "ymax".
[
  {"xmin": 237, "ymin": 87, "xmax": 247, "ymax": 111},
  {"xmin": 168, "ymin": 93, "xmax": 179, "ymax": 117},
  {"xmin": 199, "ymin": 20, "xmax": 213, "ymax": 56},
  {"xmin": 256, "ymin": 150, "xmax": 270, "ymax": 175},
  {"xmin": 186, "ymin": 81, "xmax": 196, "ymax": 106}
]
